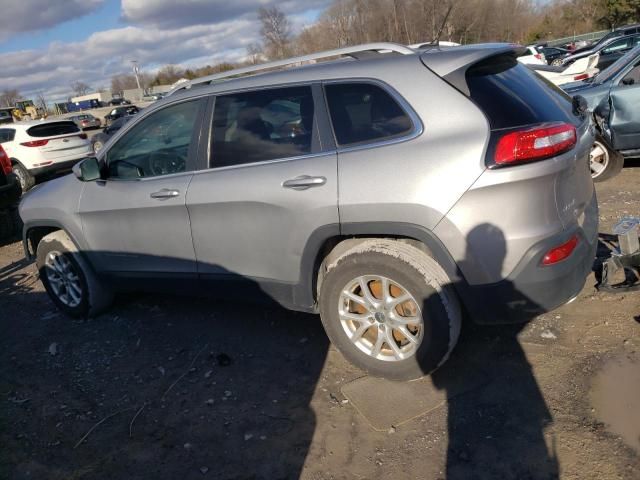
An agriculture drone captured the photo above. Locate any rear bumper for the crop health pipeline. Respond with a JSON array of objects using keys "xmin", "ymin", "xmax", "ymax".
[
  {"xmin": 30, "ymin": 158, "xmax": 85, "ymax": 177},
  {"xmin": 0, "ymin": 173, "xmax": 21, "ymax": 208},
  {"xmin": 460, "ymin": 192, "xmax": 598, "ymax": 324}
]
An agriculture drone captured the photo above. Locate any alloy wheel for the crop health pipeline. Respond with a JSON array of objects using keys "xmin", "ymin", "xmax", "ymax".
[
  {"xmin": 338, "ymin": 275, "xmax": 424, "ymax": 362},
  {"xmin": 44, "ymin": 251, "xmax": 83, "ymax": 307}
]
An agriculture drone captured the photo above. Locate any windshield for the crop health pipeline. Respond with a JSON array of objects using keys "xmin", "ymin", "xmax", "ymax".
[{"xmin": 594, "ymin": 44, "xmax": 640, "ymax": 83}]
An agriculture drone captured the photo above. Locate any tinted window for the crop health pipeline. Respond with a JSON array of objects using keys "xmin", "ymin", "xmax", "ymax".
[
  {"xmin": 594, "ymin": 46, "xmax": 640, "ymax": 83},
  {"xmin": 27, "ymin": 121, "xmax": 79, "ymax": 137},
  {"xmin": 0, "ymin": 129, "xmax": 15, "ymax": 143},
  {"xmin": 211, "ymin": 86, "xmax": 315, "ymax": 167},
  {"xmin": 107, "ymin": 100, "xmax": 201, "ymax": 179},
  {"xmin": 466, "ymin": 54, "xmax": 575, "ymax": 129},
  {"xmin": 325, "ymin": 83, "xmax": 413, "ymax": 146}
]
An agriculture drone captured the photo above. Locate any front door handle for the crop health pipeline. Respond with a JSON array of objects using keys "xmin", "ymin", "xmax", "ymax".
[
  {"xmin": 150, "ymin": 189, "xmax": 180, "ymax": 199},
  {"xmin": 282, "ymin": 175, "xmax": 326, "ymax": 190}
]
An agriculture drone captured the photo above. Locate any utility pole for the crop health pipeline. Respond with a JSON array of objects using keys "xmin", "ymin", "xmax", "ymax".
[{"xmin": 131, "ymin": 60, "xmax": 142, "ymax": 90}]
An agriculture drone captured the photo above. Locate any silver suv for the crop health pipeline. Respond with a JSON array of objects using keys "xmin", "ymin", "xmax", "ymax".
[{"xmin": 19, "ymin": 43, "xmax": 598, "ymax": 380}]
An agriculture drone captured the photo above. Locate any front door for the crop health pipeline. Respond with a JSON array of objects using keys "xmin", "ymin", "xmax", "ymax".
[
  {"xmin": 78, "ymin": 98, "xmax": 206, "ymax": 276},
  {"xmin": 186, "ymin": 85, "xmax": 338, "ymax": 308}
]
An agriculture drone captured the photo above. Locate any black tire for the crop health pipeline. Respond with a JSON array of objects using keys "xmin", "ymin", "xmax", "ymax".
[
  {"xmin": 0, "ymin": 210, "xmax": 13, "ymax": 239},
  {"xmin": 590, "ymin": 137, "xmax": 624, "ymax": 182},
  {"xmin": 36, "ymin": 231, "xmax": 113, "ymax": 318},
  {"xmin": 12, "ymin": 162, "xmax": 35, "ymax": 192},
  {"xmin": 319, "ymin": 239, "xmax": 461, "ymax": 381}
]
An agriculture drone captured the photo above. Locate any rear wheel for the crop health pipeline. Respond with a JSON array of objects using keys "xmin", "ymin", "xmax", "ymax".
[
  {"xmin": 12, "ymin": 162, "xmax": 35, "ymax": 192},
  {"xmin": 590, "ymin": 138, "xmax": 624, "ymax": 182},
  {"xmin": 36, "ymin": 231, "xmax": 113, "ymax": 318},
  {"xmin": 319, "ymin": 239, "xmax": 461, "ymax": 381}
]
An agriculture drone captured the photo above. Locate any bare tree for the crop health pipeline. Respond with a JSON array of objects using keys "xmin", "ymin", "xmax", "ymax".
[
  {"xmin": 71, "ymin": 81, "xmax": 91, "ymax": 97},
  {"xmin": 246, "ymin": 42, "xmax": 265, "ymax": 64},
  {"xmin": 35, "ymin": 91, "xmax": 48, "ymax": 115},
  {"xmin": 111, "ymin": 74, "xmax": 138, "ymax": 95},
  {"xmin": 259, "ymin": 6, "xmax": 292, "ymax": 59},
  {"xmin": 0, "ymin": 88, "xmax": 21, "ymax": 108}
]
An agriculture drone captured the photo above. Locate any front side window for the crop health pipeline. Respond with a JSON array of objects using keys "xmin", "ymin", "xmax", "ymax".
[
  {"xmin": 324, "ymin": 83, "xmax": 413, "ymax": 146},
  {"xmin": 211, "ymin": 86, "xmax": 315, "ymax": 168},
  {"xmin": 107, "ymin": 100, "xmax": 202, "ymax": 179}
]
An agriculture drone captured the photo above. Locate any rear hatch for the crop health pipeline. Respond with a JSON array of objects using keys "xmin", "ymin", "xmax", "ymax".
[
  {"xmin": 25, "ymin": 121, "xmax": 91, "ymax": 161},
  {"xmin": 457, "ymin": 51, "xmax": 595, "ymax": 231}
]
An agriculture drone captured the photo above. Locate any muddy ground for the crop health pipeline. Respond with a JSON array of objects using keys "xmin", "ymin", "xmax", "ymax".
[{"xmin": 1, "ymin": 162, "xmax": 639, "ymax": 480}]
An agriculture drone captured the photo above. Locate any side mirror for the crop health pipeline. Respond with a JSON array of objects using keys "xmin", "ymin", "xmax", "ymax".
[{"xmin": 72, "ymin": 157, "xmax": 102, "ymax": 182}]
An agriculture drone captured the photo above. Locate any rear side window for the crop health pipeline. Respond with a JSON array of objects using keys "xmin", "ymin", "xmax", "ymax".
[
  {"xmin": 0, "ymin": 129, "xmax": 15, "ymax": 143},
  {"xmin": 211, "ymin": 86, "xmax": 315, "ymax": 168},
  {"xmin": 27, "ymin": 121, "xmax": 79, "ymax": 137},
  {"xmin": 324, "ymin": 83, "xmax": 413, "ymax": 146},
  {"xmin": 466, "ymin": 54, "xmax": 576, "ymax": 129}
]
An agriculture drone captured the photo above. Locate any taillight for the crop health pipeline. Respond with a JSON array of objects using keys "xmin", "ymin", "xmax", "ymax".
[
  {"xmin": 494, "ymin": 122, "xmax": 577, "ymax": 166},
  {"xmin": 21, "ymin": 139, "xmax": 49, "ymax": 147},
  {"xmin": 0, "ymin": 145, "xmax": 11, "ymax": 175},
  {"xmin": 535, "ymin": 53, "xmax": 542, "ymax": 60},
  {"xmin": 542, "ymin": 235, "xmax": 579, "ymax": 266},
  {"xmin": 573, "ymin": 73, "xmax": 589, "ymax": 81},
  {"xmin": 79, "ymin": 133, "xmax": 88, "ymax": 139}
]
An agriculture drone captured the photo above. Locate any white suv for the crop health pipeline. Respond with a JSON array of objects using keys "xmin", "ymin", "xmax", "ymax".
[{"xmin": 0, "ymin": 120, "xmax": 92, "ymax": 191}]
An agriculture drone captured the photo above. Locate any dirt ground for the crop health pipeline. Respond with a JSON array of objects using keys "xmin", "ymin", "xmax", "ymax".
[{"xmin": 1, "ymin": 162, "xmax": 639, "ymax": 480}]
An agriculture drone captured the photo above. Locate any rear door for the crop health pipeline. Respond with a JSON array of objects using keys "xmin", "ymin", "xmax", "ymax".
[
  {"xmin": 186, "ymin": 84, "xmax": 338, "ymax": 306},
  {"xmin": 608, "ymin": 59, "xmax": 640, "ymax": 151}
]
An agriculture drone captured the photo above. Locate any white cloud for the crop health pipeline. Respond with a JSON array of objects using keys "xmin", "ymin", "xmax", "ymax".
[
  {"xmin": 0, "ymin": 0, "xmax": 105, "ymax": 39},
  {"xmin": 0, "ymin": 19, "xmax": 259, "ymax": 102},
  {"xmin": 121, "ymin": 0, "xmax": 331, "ymax": 28},
  {"xmin": 0, "ymin": 0, "xmax": 332, "ymax": 103}
]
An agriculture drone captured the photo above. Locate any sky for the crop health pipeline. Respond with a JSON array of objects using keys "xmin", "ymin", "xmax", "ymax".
[{"xmin": 0, "ymin": 0, "xmax": 332, "ymax": 103}]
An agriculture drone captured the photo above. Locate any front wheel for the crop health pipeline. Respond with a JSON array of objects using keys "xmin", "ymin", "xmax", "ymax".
[
  {"xmin": 37, "ymin": 231, "xmax": 113, "ymax": 318},
  {"xmin": 590, "ymin": 138, "xmax": 624, "ymax": 182},
  {"xmin": 319, "ymin": 240, "xmax": 461, "ymax": 381}
]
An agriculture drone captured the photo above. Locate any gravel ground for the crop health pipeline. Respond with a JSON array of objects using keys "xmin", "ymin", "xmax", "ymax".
[{"xmin": 0, "ymin": 161, "xmax": 638, "ymax": 480}]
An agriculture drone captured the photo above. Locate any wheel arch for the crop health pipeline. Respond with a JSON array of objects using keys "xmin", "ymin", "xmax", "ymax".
[
  {"xmin": 295, "ymin": 222, "xmax": 467, "ymax": 312},
  {"xmin": 23, "ymin": 221, "xmax": 83, "ymax": 260}
]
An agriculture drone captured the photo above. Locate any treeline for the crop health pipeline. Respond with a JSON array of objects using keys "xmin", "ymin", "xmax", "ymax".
[{"xmin": 111, "ymin": 0, "xmax": 640, "ymax": 91}]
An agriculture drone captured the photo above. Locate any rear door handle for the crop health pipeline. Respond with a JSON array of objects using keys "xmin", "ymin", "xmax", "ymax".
[
  {"xmin": 150, "ymin": 189, "xmax": 180, "ymax": 199},
  {"xmin": 282, "ymin": 175, "xmax": 326, "ymax": 190}
]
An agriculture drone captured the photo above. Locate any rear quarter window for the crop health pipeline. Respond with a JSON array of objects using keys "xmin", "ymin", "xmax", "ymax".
[
  {"xmin": 27, "ymin": 121, "xmax": 80, "ymax": 137},
  {"xmin": 465, "ymin": 54, "xmax": 576, "ymax": 129},
  {"xmin": 324, "ymin": 83, "xmax": 414, "ymax": 146}
]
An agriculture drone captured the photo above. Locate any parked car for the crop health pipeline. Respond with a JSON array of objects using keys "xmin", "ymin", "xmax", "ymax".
[
  {"xmin": 91, "ymin": 115, "xmax": 135, "ymax": 152},
  {"xmin": 20, "ymin": 42, "xmax": 597, "ymax": 380},
  {"xmin": 571, "ymin": 23, "xmax": 640, "ymax": 57},
  {"xmin": 562, "ymin": 34, "xmax": 640, "ymax": 70},
  {"xmin": 518, "ymin": 45, "xmax": 546, "ymax": 65},
  {"xmin": 104, "ymin": 105, "xmax": 140, "ymax": 127},
  {"xmin": 109, "ymin": 97, "xmax": 131, "ymax": 106},
  {"xmin": 564, "ymin": 44, "xmax": 640, "ymax": 181},
  {"xmin": 0, "ymin": 120, "xmax": 91, "ymax": 191},
  {"xmin": 69, "ymin": 113, "xmax": 101, "ymax": 130},
  {"xmin": 538, "ymin": 46, "xmax": 571, "ymax": 66},
  {"xmin": 530, "ymin": 53, "xmax": 600, "ymax": 86},
  {"xmin": 0, "ymin": 143, "xmax": 22, "ymax": 238}
]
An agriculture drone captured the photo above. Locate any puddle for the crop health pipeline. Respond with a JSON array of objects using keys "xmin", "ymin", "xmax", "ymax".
[{"xmin": 590, "ymin": 354, "xmax": 640, "ymax": 454}]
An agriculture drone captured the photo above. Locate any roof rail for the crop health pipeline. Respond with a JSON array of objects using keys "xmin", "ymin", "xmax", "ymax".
[{"xmin": 167, "ymin": 42, "xmax": 415, "ymax": 95}]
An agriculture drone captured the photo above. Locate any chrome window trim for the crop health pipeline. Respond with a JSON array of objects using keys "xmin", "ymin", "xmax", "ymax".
[
  {"xmin": 191, "ymin": 149, "xmax": 338, "ymax": 176},
  {"xmin": 321, "ymin": 78, "xmax": 424, "ymax": 154}
]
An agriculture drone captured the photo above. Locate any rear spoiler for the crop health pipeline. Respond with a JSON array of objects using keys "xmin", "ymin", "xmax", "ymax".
[{"xmin": 421, "ymin": 43, "xmax": 527, "ymax": 96}]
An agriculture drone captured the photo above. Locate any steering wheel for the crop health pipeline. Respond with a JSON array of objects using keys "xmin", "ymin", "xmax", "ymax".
[{"xmin": 148, "ymin": 151, "xmax": 187, "ymax": 176}]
